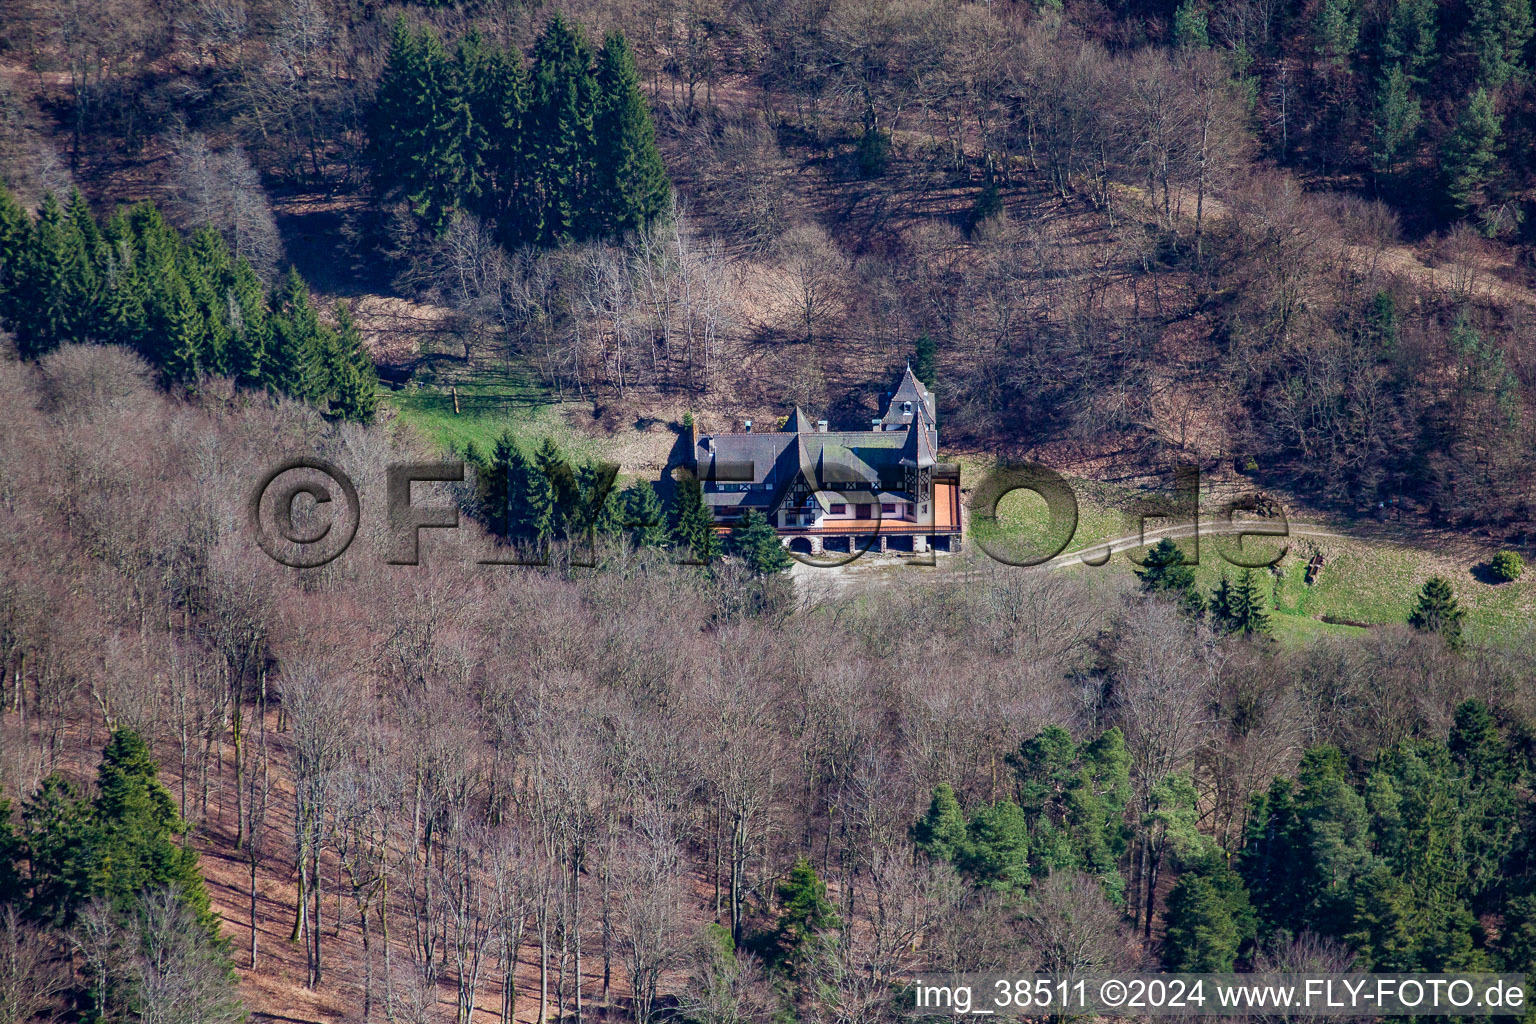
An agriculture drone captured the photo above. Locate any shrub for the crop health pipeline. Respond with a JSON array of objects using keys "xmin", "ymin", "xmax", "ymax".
[
  {"xmin": 968, "ymin": 181, "xmax": 1004, "ymax": 232},
  {"xmin": 855, "ymin": 126, "xmax": 891, "ymax": 178},
  {"xmin": 1490, "ymin": 550, "xmax": 1524, "ymax": 582}
]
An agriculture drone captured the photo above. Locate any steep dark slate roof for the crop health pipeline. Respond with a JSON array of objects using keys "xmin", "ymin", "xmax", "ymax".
[
  {"xmin": 696, "ymin": 370, "xmax": 940, "ymax": 515},
  {"xmin": 879, "ymin": 365, "xmax": 935, "ymax": 430}
]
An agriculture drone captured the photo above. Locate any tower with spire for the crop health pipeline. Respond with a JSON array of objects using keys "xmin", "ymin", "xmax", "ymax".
[{"xmin": 690, "ymin": 367, "xmax": 960, "ymax": 555}]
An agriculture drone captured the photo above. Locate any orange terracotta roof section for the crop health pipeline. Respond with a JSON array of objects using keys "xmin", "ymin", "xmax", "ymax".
[{"xmin": 933, "ymin": 480, "xmax": 958, "ymax": 528}]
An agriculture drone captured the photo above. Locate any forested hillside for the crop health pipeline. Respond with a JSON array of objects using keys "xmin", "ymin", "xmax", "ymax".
[
  {"xmin": 5, "ymin": 0, "xmax": 1536, "ymax": 525},
  {"xmin": 4, "ymin": 0, "xmax": 1536, "ymax": 1019},
  {"xmin": 1, "ymin": 343, "xmax": 1536, "ymax": 1023}
]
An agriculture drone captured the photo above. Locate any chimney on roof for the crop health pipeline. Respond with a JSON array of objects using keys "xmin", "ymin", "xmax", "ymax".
[
  {"xmin": 706, "ymin": 436, "xmax": 716, "ymax": 453},
  {"xmin": 816, "ymin": 419, "xmax": 828, "ymax": 433},
  {"xmin": 871, "ymin": 418, "xmax": 881, "ymax": 431},
  {"xmin": 744, "ymin": 419, "xmax": 753, "ymax": 433}
]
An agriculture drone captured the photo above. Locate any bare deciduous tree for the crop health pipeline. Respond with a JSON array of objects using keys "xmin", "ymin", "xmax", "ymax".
[
  {"xmin": 775, "ymin": 224, "xmax": 850, "ymax": 346},
  {"xmin": 0, "ymin": 906, "xmax": 67, "ymax": 1024},
  {"xmin": 167, "ymin": 130, "xmax": 284, "ymax": 276}
]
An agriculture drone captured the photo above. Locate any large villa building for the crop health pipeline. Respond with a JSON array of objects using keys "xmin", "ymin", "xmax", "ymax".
[{"xmin": 692, "ymin": 368, "xmax": 961, "ymax": 554}]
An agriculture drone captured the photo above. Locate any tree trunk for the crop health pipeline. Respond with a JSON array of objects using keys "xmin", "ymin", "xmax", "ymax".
[
  {"xmin": 362, "ymin": 904, "xmax": 374, "ymax": 1023},
  {"xmin": 312, "ymin": 839, "xmax": 324, "ymax": 985},
  {"xmin": 573, "ymin": 853, "xmax": 583, "ymax": 1024},
  {"xmin": 538, "ymin": 894, "xmax": 550, "ymax": 1024}
]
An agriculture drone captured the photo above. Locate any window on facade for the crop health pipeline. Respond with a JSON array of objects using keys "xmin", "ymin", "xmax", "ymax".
[
  {"xmin": 856, "ymin": 505, "xmax": 872, "ymax": 520},
  {"xmin": 881, "ymin": 503, "xmax": 896, "ymax": 514},
  {"xmin": 830, "ymin": 503, "xmax": 846, "ymax": 514}
]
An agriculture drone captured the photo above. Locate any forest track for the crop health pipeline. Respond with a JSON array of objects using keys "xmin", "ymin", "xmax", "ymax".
[{"xmin": 794, "ymin": 518, "xmax": 1358, "ymax": 601}]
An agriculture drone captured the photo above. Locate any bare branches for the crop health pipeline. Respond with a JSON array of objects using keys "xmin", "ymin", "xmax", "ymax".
[{"xmin": 166, "ymin": 131, "xmax": 285, "ymax": 277}]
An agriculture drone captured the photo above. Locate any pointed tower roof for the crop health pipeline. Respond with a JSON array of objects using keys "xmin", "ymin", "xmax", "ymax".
[
  {"xmin": 892, "ymin": 364, "xmax": 934, "ymax": 416},
  {"xmin": 880, "ymin": 365, "xmax": 936, "ymax": 430},
  {"xmin": 784, "ymin": 405, "xmax": 812, "ymax": 433}
]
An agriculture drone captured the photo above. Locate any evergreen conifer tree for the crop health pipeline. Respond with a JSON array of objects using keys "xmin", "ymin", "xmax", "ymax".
[
  {"xmin": 326, "ymin": 302, "xmax": 378, "ymax": 422},
  {"xmin": 1440, "ymin": 89, "xmax": 1502, "ymax": 215},
  {"xmin": 509, "ymin": 445, "xmax": 557, "ymax": 544},
  {"xmin": 368, "ymin": 20, "xmax": 471, "ymax": 231},
  {"xmin": 1007, "ymin": 726, "xmax": 1131, "ymax": 878},
  {"xmin": 672, "ymin": 474, "xmax": 720, "ymax": 563},
  {"xmin": 531, "ymin": 14, "xmax": 597, "ymax": 245},
  {"xmin": 1209, "ymin": 574, "xmax": 1234, "ymax": 626},
  {"xmin": 773, "ymin": 856, "xmax": 840, "ymax": 967},
  {"xmin": 1173, "ymin": 0, "xmax": 1210, "ymax": 48},
  {"xmin": 368, "ymin": 17, "xmax": 421, "ymax": 192},
  {"xmin": 481, "ymin": 428, "xmax": 518, "ymax": 538},
  {"xmin": 619, "ymin": 480, "xmax": 668, "ymax": 548},
  {"xmin": 63, "ymin": 191, "xmax": 105, "ymax": 339},
  {"xmin": 573, "ymin": 461, "xmax": 623, "ymax": 538},
  {"xmin": 415, "ymin": 28, "xmax": 474, "ymax": 232},
  {"xmin": 0, "ymin": 186, "xmax": 29, "ymax": 330},
  {"xmin": 84, "ymin": 729, "xmax": 222, "ymax": 946},
  {"xmin": 468, "ymin": 44, "xmax": 534, "ymax": 243},
  {"xmin": 160, "ymin": 274, "xmax": 209, "ymax": 382},
  {"xmin": 1136, "ymin": 538, "xmax": 1205, "ymax": 616},
  {"xmin": 534, "ymin": 437, "xmax": 578, "ymax": 530},
  {"xmin": 593, "ymin": 31, "xmax": 671, "ymax": 238},
  {"xmin": 959, "ymin": 801, "xmax": 1032, "ymax": 891},
  {"xmin": 1500, "ymin": 890, "xmax": 1536, "ymax": 983},
  {"xmin": 1163, "ymin": 855, "xmax": 1256, "ymax": 971},
  {"xmin": 1238, "ymin": 747, "xmax": 1378, "ymax": 937},
  {"xmin": 1313, "ymin": 0, "xmax": 1361, "ymax": 70},
  {"xmin": 1371, "ymin": 66, "xmax": 1421, "ymax": 177},
  {"xmin": 855, "ymin": 120, "xmax": 891, "ymax": 178},
  {"xmin": 0, "ymin": 799, "xmax": 21, "ymax": 908},
  {"xmin": 1368, "ymin": 291, "xmax": 1400, "ymax": 350},
  {"xmin": 0, "ymin": 186, "xmax": 27, "ymax": 267},
  {"xmin": 1342, "ymin": 864, "xmax": 1417, "ymax": 970},
  {"xmin": 100, "ymin": 238, "xmax": 150, "ymax": 352},
  {"xmin": 12, "ymin": 194, "xmax": 77, "ymax": 357},
  {"xmin": 224, "ymin": 258, "xmax": 269, "ymax": 385},
  {"xmin": 1382, "ymin": 0, "xmax": 1437, "ymax": 85},
  {"xmin": 20, "ymin": 774, "xmax": 89, "ymax": 925},
  {"xmin": 911, "ymin": 334, "xmax": 937, "ymax": 386},
  {"xmin": 913, "ymin": 783, "xmax": 969, "ymax": 863},
  {"xmin": 451, "ymin": 32, "xmax": 496, "ymax": 215},
  {"xmin": 1409, "ymin": 576, "xmax": 1465, "ymax": 650},
  {"xmin": 266, "ymin": 268, "xmax": 329, "ymax": 401},
  {"xmin": 727, "ymin": 508, "xmax": 791, "ymax": 575},
  {"xmin": 123, "ymin": 205, "xmax": 185, "ymax": 369},
  {"xmin": 1465, "ymin": 0, "xmax": 1533, "ymax": 90},
  {"xmin": 1214, "ymin": 570, "xmax": 1271, "ymax": 636},
  {"xmin": 1448, "ymin": 699, "xmax": 1503, "ymax": 778}
]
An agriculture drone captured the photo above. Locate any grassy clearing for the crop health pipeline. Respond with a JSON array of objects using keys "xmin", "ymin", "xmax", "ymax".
[
  {"xmin": 960, "ymin": 461, "xmax": 1536, "ymax": 649},
  {"xmin": 384, "ymin": 369, "xmax": 605, "ymax": 462}
]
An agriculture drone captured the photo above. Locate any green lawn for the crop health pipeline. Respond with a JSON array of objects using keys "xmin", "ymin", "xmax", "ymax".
[
  {"xmin": 957, "ymin": 460, "xmax": 1535, "ymax": 649},
  {"xmin": 384, "ymin": 370, "xmax": 603, "ymax": 462}
]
